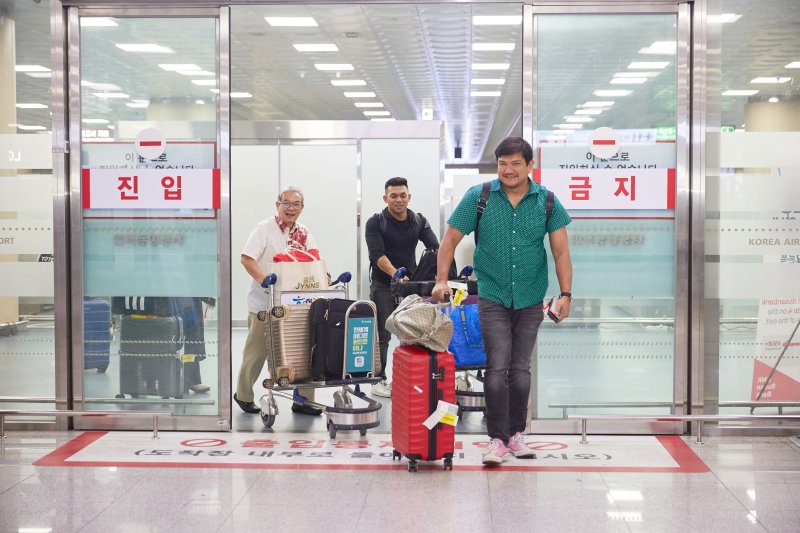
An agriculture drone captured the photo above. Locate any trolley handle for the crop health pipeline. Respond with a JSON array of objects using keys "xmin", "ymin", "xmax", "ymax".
[
  {"xmin": 332, "ymin": 271, "xmax": 352, "ymax": 286},
  {"xmin": 391, "ymin": 267, "xmax": 407, "ymax": 285},
  {"xmin": 261, "ymin": 273, "xmax": 277, "ymax": 288}
]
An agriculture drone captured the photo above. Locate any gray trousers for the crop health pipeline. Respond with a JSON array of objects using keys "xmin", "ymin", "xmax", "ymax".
[
  {"xmin": 369, "ymin": 280, "xmax": 397, "ymax": 380},
  {"xmin": 478, "ymin": 298, "xmax": 543, "ymax": 443}
]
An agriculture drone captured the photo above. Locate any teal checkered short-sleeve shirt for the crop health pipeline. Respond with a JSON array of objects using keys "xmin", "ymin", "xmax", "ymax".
[{"xmin": 448, "ymin": 178, "xmax": 571, "ymax": 309}]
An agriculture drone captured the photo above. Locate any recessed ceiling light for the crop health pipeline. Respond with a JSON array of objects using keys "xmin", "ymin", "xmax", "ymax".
[
  {"xmin": 638, "ymin": 41, "xmax": 676, "ymax": 55},
  {"xmin": 610, "ymin": 77, "xmax": 647, "ymax": 84},
  {"xmin": 126, "ymin": 102, "xmax": 149, "ymax": 108},
  {"xmin": 574, "ymin": 109, "xmax": 603, "ymax": 115},
  {"xmin": 722, "ymin": 89, "xmax": 759, "ymax": 96},
  {"xmin": 786, "ymin": 62, "xmax": 800, "ymax": 69},
  {"xmin": 159, "ymin": 64, "xmax": 201, "ymax": 71},
  {"xmin": 471, "ymin": 78, "xmax": 506, "ymax": 85},
  {"xmin": 293, "ymin": 44, "xmax": 339, "ymax": 52},
  {"xmin": 354, "ymin": 102, "xmax": 384, "ymax": 108},
  {"xmin": 768, "ymin": 97, "xmax": 779, "ymax": 103},
  {"xmin": 81, "ymin": 81, "xmax": 121, "ymax": 91},
  {"xmin": 195, "ymin": 100, "xmax": 205, "ymax": 105},
  {"xmin": 82, "ymin": 118, "xmax": 109, "ymax": 124},
  {"xmin": 565, "ymin": 116, "xmax": 594, "ymax": 123},
  {"xmin": 192, "ymin": 79, "xmax": 217, "ymax": 86},
  {"xmin": 80, "ymin": 17, "xmax": 118, "ymax": 27},
  {"xmin": 363, "ymin": 111, "xmax": 391, "ymax": 117},
  {"xmin": 471, "ymin": 91, "xmax": 501, "ymax": 97},
  {"xmin": 472, "ymin": 15, "xmax": 522, "ymax": 25},
  {"xmin": 16, "ymin": 103, "xmax": 48, "ymax": 109},
  {"xmin": 581, "ymin": 101, "xmax": 615, "ymax": 107},
  {"xmin": 15, "ymin": 65, "xmax": 50, "ymax": 72},
  {"xmin": 231, "ymin": 92, "xmax": 253, "ymax": 98},
  {"xmin": 628, "ymin": 61, "xmax": 669, "ymax": 69},
  {"xmin": 115, "ymin": 44, "xmax": 174, "ymax": 53},
  {"xmin": 553, "ymin": 124, "xmax": 583, "ymax": 129},
  {"xmin": 593, "ymin": 90, "xmax": 631, "ymax": 97},
  {"xmin": 472, "ymin": 43, "xmax": 515, "ymax": 51},
  {"xmin": 750, "ymin": 77, "xmax": 790, "ymax": 84},
  {"xmin": 472, "ymin": 63, "xmax": 510, "ymax": 70},
  {"xmin": 26, "ymin": 72, "xmax": 52, "ymax": 78},
  {"xmin": 17, "ymin": 124, "xmax": 47, "ymax": 131},
  {"xmin": 331, "ymin": 80, "xmax": 366, "ymax": 86},
  {"xmin": 93, "ymin": 92, "xmax": 129, "ymax": 98},
  {"xmin": 265, "ymin": 16, "xmax": 318, "ymax": 27},
  {"xmin": 344, "ymin": 91, "xmax": 376, "ymax": 98},
  {"xmin": 315, "ymin": 64, "xmax": 354, "ymax": 71}
]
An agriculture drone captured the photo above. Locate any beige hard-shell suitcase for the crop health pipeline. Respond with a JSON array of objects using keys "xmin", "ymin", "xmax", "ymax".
[{"xmin": 267, "ymin": 304, "xmax": 312, "ymax": 386}]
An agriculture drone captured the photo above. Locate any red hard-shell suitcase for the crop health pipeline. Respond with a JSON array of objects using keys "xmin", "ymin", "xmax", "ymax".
[{"xmin": 391, "ymin": 344, "xmax": 455, "ymax": 472}]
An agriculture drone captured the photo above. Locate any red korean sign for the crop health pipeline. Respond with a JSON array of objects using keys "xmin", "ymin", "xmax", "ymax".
[
  {"xmin": 533, "ymin": 168, "xmax": 675, "ymax": 210},
  {"xmin": 82, "ymin": 168, "xmax": 220, "ymax": 209}
]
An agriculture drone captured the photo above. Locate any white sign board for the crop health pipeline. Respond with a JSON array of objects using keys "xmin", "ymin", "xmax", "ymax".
[
  {"xmin": 0, "ymin": 133, "xmax": 53, "ymax": 169},
  {"xmin": 751, "ymin": 297, "xmax": 800, "ymax": 401},
  {"xmin": 82, "ymin": 168, "xmax": 220, "ymax": 209}
]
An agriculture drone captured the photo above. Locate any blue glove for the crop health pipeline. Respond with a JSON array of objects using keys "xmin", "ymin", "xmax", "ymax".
[{"xmin": 261, "ymin": 273, "xmax": 277, "ymax": 288}]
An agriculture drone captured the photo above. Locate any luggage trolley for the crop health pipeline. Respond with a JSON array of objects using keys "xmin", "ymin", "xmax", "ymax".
[
  {"xmin": 390, "ymin": 267, "xmax": 486, "ymax": 417},
  {"xmin": 258, "ymin": 272, "xmax": 383, "ymax": 438}
]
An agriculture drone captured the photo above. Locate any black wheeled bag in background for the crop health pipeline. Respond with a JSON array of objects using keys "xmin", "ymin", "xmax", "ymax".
[{"xmin": 310, "ymin": 298, "xmax": 379, "ymax": 381}]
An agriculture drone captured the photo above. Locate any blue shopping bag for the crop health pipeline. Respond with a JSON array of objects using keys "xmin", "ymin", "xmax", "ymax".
[{"xmin": 447, "ymin": 304, "xmax": 485, "ymax": 367}]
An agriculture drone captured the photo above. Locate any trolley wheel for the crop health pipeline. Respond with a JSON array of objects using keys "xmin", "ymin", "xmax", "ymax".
[
  {"xmin": 359, "ymin": 428, "xmax": 368, "ymax": 437},
  {"xmin": 327, "ymin": 420, "xmax": 337, "ymax": 439},
  {"xmin": 392, "ymin": 450, "xmax": 401, "ymax": 461},
  {"xmin": 408, "ymin": 460, "xmax": 418, "ymax": 473},
  {"xmin": 277, "ymin": 377, "xmax": 290, "ymax": 388},
  {"xmin": 97, "ymin": 366, "xmax": 108, "ymax": 374},
  {"xmin": 261, "ymin": 412, "xmax": 276, "ymax": 428},
  {"xmin": 444, "ymin": 457, "xmax": 453, "ymax": 471},
  {"xmin": 262, "ymin": 378, "xmax": 274, "ymax": 389}
]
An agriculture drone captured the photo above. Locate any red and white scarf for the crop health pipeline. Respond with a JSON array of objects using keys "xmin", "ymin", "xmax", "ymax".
[{"xmin": 275, "ymin": 215, "xmax": 310, "ymax": 250}]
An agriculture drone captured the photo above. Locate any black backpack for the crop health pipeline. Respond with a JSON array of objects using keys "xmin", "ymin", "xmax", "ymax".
[
  {"xmin": 310, "ymin": 298, "xmax": 378, "ymax": 381},
  {"xmin": 409, "ymin": 248, "xmax": 457, "ymax": 282}
]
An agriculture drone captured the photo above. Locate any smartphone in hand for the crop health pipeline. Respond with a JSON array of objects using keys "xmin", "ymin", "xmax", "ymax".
[{"xmin": 544, "ymin": 296, "xmax": 561, "ymax": 323}]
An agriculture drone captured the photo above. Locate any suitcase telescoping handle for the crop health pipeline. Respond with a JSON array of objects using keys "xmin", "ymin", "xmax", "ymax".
[{"xmin": 431, "ymin": 366, "xmax": 446, "ymax": 381}]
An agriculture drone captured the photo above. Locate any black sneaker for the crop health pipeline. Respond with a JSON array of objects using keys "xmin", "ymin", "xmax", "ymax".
[
  {"xmin": 291, "ymin": 403, "xmax": 323, "ymax": 416},
  {"xmin": 234, "ymin": 393, "xmax": 260, "ymax": 414}
]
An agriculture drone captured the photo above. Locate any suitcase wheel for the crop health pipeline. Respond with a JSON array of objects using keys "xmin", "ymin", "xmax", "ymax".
[
  {"xmin": 392, "ymin": 450, "xmax": 401, "ymax": 461},
  {"xmin": 359, "ymin": 428, "xmax": 368, "ymax": 437},
  {"xmin": 327, "ymin": 420, "xmax": 337, "ymax": 439},
  {"xmin": 443, "ymin": 457, "xmax": 453, "ymax": 471},
  {"xmin": 261, "ymin": 412, "xmax": 276, "ymax": 428},
  {"xmin": 408, "ymin": 460, "xmax": 418, "ymax": 473}
]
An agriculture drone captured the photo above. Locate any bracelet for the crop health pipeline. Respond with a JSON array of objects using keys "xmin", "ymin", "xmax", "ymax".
[{"xmin": 559, "ymin": 292, "xmax": 572, "ymax": 301}]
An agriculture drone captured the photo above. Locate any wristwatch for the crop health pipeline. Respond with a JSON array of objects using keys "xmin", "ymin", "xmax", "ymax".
[{"xmin": 559, "ymin": 291, "xmax": 572, "ymax": 301}]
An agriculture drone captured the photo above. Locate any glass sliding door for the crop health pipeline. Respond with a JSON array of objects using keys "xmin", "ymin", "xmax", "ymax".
[
  {"xmin": 530, "ymin": 5, "xmax": 689, "ymax": 433},
  {"xmin": 71, "ymin": 8, "xmax": 229, "ymax": 431}
]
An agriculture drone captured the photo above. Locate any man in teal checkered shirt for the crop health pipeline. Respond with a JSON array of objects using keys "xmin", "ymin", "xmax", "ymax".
[{"xmin": 433, "ymin": 137, "xmax": 573, "ymax": 467}]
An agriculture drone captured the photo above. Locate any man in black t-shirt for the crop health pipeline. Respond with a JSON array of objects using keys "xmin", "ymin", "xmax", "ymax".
[{"xmin": 365, "ymin": 177, "xmax": 439, "ymax": 397}]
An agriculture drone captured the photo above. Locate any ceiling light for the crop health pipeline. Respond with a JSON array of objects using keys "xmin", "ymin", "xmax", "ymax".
[
  {"xmin": 574, "ymin": 109, "xmax": 603, "ymax": 115},
  {"xmin": 15, "ymin": 65, "xmax": 50, "ymax": 72},
  {"xmin": 768, "ymin": 97, "xmax": 779, "ymax": 103},
  {"xmin": 115, "ymin": 44, "xmax": 175, "ymax": 53},
  {"xmin": 159, "ymin": 64, "xmax": 200, "ymax": 71},
  {"xmin": 344, "ymin": 91, "xmax": 376, "ymax": 98},
  {"xmin": 82, "ymin": 118, "xmax": 109, "ymax": 124},
  {"xmin": 593, "ymin": 90, "xmax": 631, "ymax": 97},
  {"xmin": 553, "ymin": 124, "xmax": 583, "ymax": 129},
  {"xmin": 786, "ymin": 62, "xmax": 800, "ymax": 69},
  {"xmin": 638, "ymin": 41, "xmax": 676, "ymax": 55},
  {"xmin": 719, "ymin": 13, "xmax": 742, "ymax": 23},
  {"xmin": 610, "ymin": 77, "xmax": 647, "ymax": 84},
  {"xmin": 471, "ymin": 78, "xmax": 506, "ymax": 85},
  {"xmin": 614, "ymin": 71, "xmax": 658, "ymax": 78},
  {"xmin": 26, "ymin": 72, "xmax": 52, "ymax": 78},
  {"xmin": 293, "ymin": 44, "xmax": 339, "ymax": 52},
  {"xmin": 628, "ymin": 61, "xmax": 669, "ymax": 69},
  {"xmin": 177, "ymin": 70, "xmax": 214, "ymax": 76},
  {"xmin": 209, "ymin": 89, "xmax": 219, "ymax": 94},
  {"xmin": 331, "ymin": 80, "xmax": 366, "ymax": 86},
  {"xmin": 80, "ymin": 17, "xmax": 118, "ymax": 27},
  {"xmin": 315, "ymin": 64, "xmax": 354, "ymax": 71},
  {"xmin": 191, "ymin": 79, "xmax": 216, "ymax": 86},
  {"xmin": 565, "ymin": 116, "xmax": 593, "ymax": 122},
  {"xmin": 722, "ymin": 89, "xmax": 759, "ymax": 96},
  {"xmin": 472, "ymin": 43, "xmax": 515, "ymax": 51},
  {"xmin": 354, "ymin": 102, "xmax": 384, "ymax": 108},
  {"xmin": 126, "ymin": 102, "xmax": 149, "ymax": 108},
  {"xmin": 363, "ymin": 111, "xmax": 390, "ymax": 117},
  {"xmin": 17, "ymin": 125, "xmax": 47, "ymax": 131},
  {"xmin": 231, "ymin": 92, "xmax": 253, "ymax": 98},
  {"xmin": 93, "ymin": 92, "xmax": 129, "ymax": 98},
  {"xmin": 471, "ymin": 91, "xmax": 501, "ymax": 97},
  {"xmin": 81, "ymin": 81, "xmax": 121, "ymax": 91},
  {"xmin": 750, "ymin": 77, "xmax": 790, "ymax": 84},
  {"xmin": 265, "ymin": 17, "xmax": 318, "ymax": 27},
  {"xmin": 16, "ymin": 103, "xmax": 48, "ymax": 109},
  {"xmin": 472, "ymin": 15, "xmax": 522, "ymax": 25},
  {"xmin": 553, "ymin": 129, "xmax": 576, "ymax": 135},
  {"xmin": 195, "ymin": 99, "xmax": 205, "ymax": 105},
  {"xmin": 472, "ymin": 63, "xmax": 510, "ymax": 70},
  {"xmin": 581, "ymin": 101, "xmax": 615, "ymax": 107}
]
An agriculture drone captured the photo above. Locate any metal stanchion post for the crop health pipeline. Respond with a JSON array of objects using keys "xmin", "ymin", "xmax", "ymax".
[
  {"xmin": 695, "ymin": 419, "xmax": 704, "ymax": 445},
  {"xmin": 580, "ymin": 418, "xmax": 588, "ymax": 444},
  {"xmin": 152, "ymin": 415, "xmax": 159, "ymax": 440}
]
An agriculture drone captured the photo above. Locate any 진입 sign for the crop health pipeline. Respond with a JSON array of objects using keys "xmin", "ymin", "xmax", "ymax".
[{"xmin": 81, "ymin": 168, "xmax": 220, "ymax": 209}]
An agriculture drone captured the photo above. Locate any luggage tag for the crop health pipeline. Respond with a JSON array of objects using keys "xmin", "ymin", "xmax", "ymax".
[
  {"xmin": 543, "ymin": 297, "xmax": 561, "ymax": 323},
  {"xmin": 422, "ymin": 400, "xmax": 460, "ymax": 429},
  {"xmin": 447, "ymin": 281, "xmax": 468, "ymax": 306}
]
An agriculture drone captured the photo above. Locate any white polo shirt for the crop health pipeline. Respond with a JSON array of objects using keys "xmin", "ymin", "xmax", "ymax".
[{"xmin": 242, "ymin": 217, "xmax": 318, "ymax": 313}]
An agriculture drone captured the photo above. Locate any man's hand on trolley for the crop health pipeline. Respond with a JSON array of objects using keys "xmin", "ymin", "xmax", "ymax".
[{"xmin": 431, "ymin": 281, "xmax": 452, "ymax": 303}]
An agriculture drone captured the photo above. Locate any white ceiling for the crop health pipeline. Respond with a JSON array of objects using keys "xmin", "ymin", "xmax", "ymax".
[{"xmin": 5, "ymin": 1, "xmax": 800, "ymax": 164}]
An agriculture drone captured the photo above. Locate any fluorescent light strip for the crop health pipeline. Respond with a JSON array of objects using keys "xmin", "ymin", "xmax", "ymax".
[
  {"xmin": 126, "ymin": 102, "xmax": 149, "ymax": 108},
  {"xmin": 638, "ymin": 41, "xmax": 676, "ymax": 55},
  {"xmin": 610, "ymin": 77, "xmax": 647, "ymax": 84},
  {"xmin": 354, "ymin": 102, "xmax": 384, "ymax": 108},
  {"xmin": 80, "ymin": 17, "xmax": 118, "ymax": 27},
  {"xmin": 81, "ymin": 81, "xmax": 121, "ymax": 91},
  {"xmin": 722, "ymin": 89, "xmax": 759, "ymax": 96},
  {"xmin": 331, "ymin": 80, "xmax": 366, "ymax": 86},
  {"xmin": 593, "ymin": 90, "xmax": 631, "ymax": 97},
  {"xmin": 231, "ymin": 92, "xmax": 252, "ymax": 98},
  {"xmin": 159, "ymin": 64, "xmax": 201, "ymax": 71},
  {"xmin": 719, "ymin": 13, "xmax": 742, "ymax": 23},
  {"xmin": 16, "ymin": 103, "xmax": 48, "ymax": 109},
  {"xmin": 293, "ymin": 44, "xmax": 339, "ymax": 52},
  {"xmin": 82, "ymin": 118, "xmax": 109, "ymax": 124},
  {"xmin": 565, "ymin": 116, "xmax": 593, "ymax": 123},
  {"xmin": 93, "ymin": 92, "xmax": 129, "ymax": 98},
  {"xmin": 344, "ymin": 91, "xmax": 376, "ymax": 98},
  {"xmin": 581, "ymin": 101, "xmax": 615, "ymax": 107},
  {"xmin": 472, "ymin": 63, "xmax": 510, "ymax": 70},
  {"xmin": 472, "ymin": 15, "xmax": 522, "ymax": 25},
  {"xmin": 553, "ymin": 124, "xmax": 583, "ymax": 129},
  {"xmin": 628, "ymin": 61, "xmax": 669, "ymax": 69},
  {"xmin": 471, "ymin": 78, "xmax": 506, "ymax": 85},
  {"xmin": 615, "ymin": 71, "xmax": 659, "ymax": 78},
  {"xmin": 115, "ymin": 44, "xmax": 174, "ymax": 53},
  {"xmin": 471, "ymin": 91, "xmax": 501, "ymax": 97},
  {"xmin": 315, "ymin": 64, "xmax": 354, "ymax": 71},
  {"xmin": 26, "ymin": 72, "xmax": 52, "ymax": 78},
  {"xmin": 574, "ymin": 109, "xmax": 603, "ymax": 115},
  {"xmin": 786, "ymin": 62, "xmax": 800, "ymax": 69},
  {"xmin": 265, "ymin": 17, "xmax": 318, "ymax": 27},
  {"xmin": 192, "ymin": 79, "xmax": 217, "ymax": 86},
  {"xmin": 750, "ymin": 77, "xmax": 790, "ymax": 84},
  {"xmin": 178, "ymin": 70, "xmax": 214, "ymax": 76},
  {"xmin": 17, "ymin": 125, "xmax": 47, "ymax": 131},
  {"xmin": 15, "ymin": 65, "xmax": 50, "ymax": 72},
  {"xmin": 472, "ymin": 43, "xmax": 515, "ymax": 51}
]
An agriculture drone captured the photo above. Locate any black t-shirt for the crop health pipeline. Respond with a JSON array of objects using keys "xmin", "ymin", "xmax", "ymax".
[{"xmin": 365, "ymin": 208, "xmax": 439, "ymax": 285}]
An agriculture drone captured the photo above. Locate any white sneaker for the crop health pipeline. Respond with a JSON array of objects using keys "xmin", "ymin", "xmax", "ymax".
[
  {"xmin": 508, "ymin": 432, "xmax": 535, "ymax": 458},
  {"xmin": 481, "ymin": 438, "xmax": 510, "ymax": 466},
  {"xmin": 371, "ymin": 380, "xmax": 392, "ymax": 398}
]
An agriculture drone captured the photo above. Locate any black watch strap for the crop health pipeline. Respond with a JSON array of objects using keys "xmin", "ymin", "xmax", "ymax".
[{"xmin": 560, "ymin": 292, "xmax": 572, "ymax": 300}]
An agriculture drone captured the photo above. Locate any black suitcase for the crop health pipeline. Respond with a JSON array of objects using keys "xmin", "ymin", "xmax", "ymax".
[
  {"xmin": 117, "ymin": 314, "xmax": 184, "ymax": 398},
  {"xmin": 310, "ymin": 298, "xmax": 378, "ymax": 381}
]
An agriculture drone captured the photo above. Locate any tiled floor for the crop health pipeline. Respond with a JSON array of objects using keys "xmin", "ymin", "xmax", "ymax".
[{"xmin": 1, "ymin": 433, "xmax": 800, "ymax": 532}]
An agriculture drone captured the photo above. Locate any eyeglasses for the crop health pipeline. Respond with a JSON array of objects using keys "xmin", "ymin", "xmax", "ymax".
[{"xmin": 278, "ymin": 201, "xmax": 303, "ymax": 209}]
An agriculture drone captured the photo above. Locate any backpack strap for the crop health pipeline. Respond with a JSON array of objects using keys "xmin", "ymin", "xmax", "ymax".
[
  {"xmin": 545, "ymin": 190, "xmax": 554, "ymax": 224},
  {"xmin": 474, "ymin": 181, "xmax": 491, "ymax": 245}
]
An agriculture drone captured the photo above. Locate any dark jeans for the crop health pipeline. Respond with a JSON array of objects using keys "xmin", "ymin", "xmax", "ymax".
[
  {"xmin": 478, "ymin": 297, "xmax": 544, "ymax": 444},
  {"xmin": 370, "ymin": 280, "xmax": 397, "ymax": 380}
]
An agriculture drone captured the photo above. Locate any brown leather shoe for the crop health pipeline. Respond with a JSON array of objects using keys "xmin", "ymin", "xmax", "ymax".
[{"xmin": 234, "ymin": 393, "xmax": 260, "ymax": 414}]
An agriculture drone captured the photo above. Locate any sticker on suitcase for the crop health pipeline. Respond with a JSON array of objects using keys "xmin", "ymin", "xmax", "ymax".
[{"xmin": 35, "ymin": 432, "xmax": 709, "ymax": 473}]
